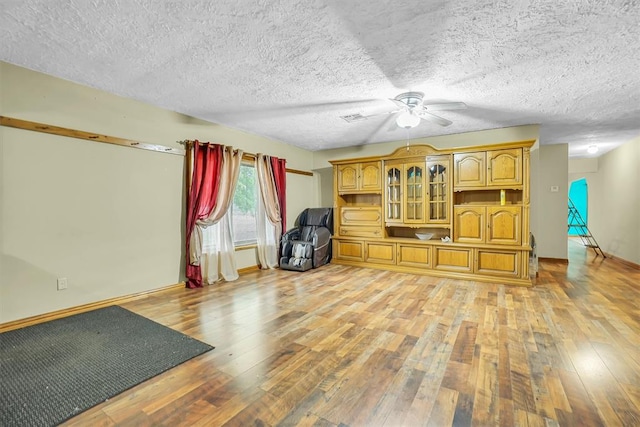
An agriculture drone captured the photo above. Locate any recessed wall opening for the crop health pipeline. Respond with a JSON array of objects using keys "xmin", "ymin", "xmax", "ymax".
[{"xmin": 568, "ymin": 178, "xmax": 588, "ymax": 236}]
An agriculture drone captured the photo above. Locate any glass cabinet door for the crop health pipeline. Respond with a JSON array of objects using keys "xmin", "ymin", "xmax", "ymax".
[
  {"xmin": 427, "ymin": 157, "xmax": 449, "ymax": 223},
  {"xmin": 405, "ymin": 164, "xmax": 424, "ymax": 222},
  {"xmin": 386, "ymin": 166, "xmax": 402, "ymax": 222}
]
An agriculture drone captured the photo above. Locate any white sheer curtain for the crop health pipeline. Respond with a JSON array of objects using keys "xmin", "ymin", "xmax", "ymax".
[
  {"xmin": 199, "ymin": 215, "xmax": 236, "ymax": 283},
  {"xmin": 255, "ymin": 154, "xmax": 282, "ymax": 269},
  {"xmin": 190, "ymin": 145, "xmax": 243, "ymax": 283}
]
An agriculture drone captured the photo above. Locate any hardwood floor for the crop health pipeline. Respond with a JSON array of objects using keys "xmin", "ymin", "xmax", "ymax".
[{"xmin": 62, "ymin": 240, "xmax": 640, "ymax": 426}]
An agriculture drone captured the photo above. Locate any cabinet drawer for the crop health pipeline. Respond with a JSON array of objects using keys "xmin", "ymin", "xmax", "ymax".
[
  {"xmin": 334, "ymin": 240, "xmax": 364, "ymax": 262},
  {"xmin": 365, "ymin": 242, "xmax": 396, "ymax": 265},
  {"xmin": 476, "ymin": 249, "xmax": 520, "ymax": 277},
  {"xmin": 397, "ymin": 244, "xmax": 431, "ymax": 268},
  {"xmin": 339, "ymin": 226, "xmax": 382, "ymax": 238},
  {"xmin": 433, "ymin": 247, "xmax": 472, "ymax": 272},
  {"xmin": 340, "ymin": 207, "xmax": 382, "ymax": 226}
]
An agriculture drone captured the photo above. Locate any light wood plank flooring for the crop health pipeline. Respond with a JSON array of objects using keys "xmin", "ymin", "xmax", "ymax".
[{"xmin": 62, "ymin": 240, "xmax": 640, "ymax": 426}]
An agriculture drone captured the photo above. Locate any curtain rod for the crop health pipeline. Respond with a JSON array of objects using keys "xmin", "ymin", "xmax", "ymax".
[{"xmin": 179, "ymin": 139, "xmax": 313, "ymax": 176}]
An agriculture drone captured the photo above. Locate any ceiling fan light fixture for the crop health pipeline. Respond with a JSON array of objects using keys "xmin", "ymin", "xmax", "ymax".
[
  {"xmin": 587, "ymin": 144, "xmax": 599, "ymax": 154},
  {"xmin": 396, "ymin": 111, "xmax": 420, "ymax": 128}
]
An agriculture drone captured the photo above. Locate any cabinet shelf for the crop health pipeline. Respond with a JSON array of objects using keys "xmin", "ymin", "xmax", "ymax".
[{"xmin": 454, "ymin": 188, "xmax": 523, "ymax": 205}]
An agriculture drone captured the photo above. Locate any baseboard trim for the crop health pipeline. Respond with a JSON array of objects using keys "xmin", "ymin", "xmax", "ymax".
[
  {"xmin": 0, "ymin": 265, "xmax": 265, "ymax": 333},
  {"xmin": 539, "ymin": 257, "xmax": 569, "ymax": 264},
  {"xmin": 0, "ymin": 282, "xmax": 185, "ymax": 333},
  {"xmin": 238, "ymin": 265, "xmax": 261, "ymax": 274},
  {"xmin": 604, "ymin": 253, "xmax": 640, "ymax": 270}
]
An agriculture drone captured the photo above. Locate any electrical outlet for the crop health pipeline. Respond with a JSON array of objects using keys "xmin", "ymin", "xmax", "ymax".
[
  {"xmin": 57, "ymin": 277, "xmax": 68, "ymax": 290},
  {"xmin": 550, "ymin": 185, "xmax": 559, "ymax": 192}
]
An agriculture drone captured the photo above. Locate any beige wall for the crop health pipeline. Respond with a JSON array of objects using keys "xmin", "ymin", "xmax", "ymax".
[
  {"xmin": 568, "ymin": 158, "xmax": 598, "ymax": 175},
  {"xmin": 569, "ymin": 137, "xmax": 640, "ymax": 264},
  {"xmin": 312, "ymin": 124, "xmax": 540, "ymax": 168},
  {"xmin": 3, "ymin": 58, "xmax": 600, "ymax": 322},
  {"xmin": 536, "ymin": 144, "xmax": 569, "ymax": 259},
  {"xmin": 316, "ymin": 167, "xmax": 334, "ymax": 208},
  {"xmin": 0, "ymin": 62, "xmax": 317, "ymax": 323}
]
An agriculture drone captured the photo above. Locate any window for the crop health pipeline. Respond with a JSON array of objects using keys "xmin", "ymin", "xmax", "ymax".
[{"xmin": 231, "ymin": 163, "xmax": 258, "ymax": 246}]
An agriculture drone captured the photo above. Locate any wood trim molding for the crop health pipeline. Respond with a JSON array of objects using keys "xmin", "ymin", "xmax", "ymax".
[
  {"xmin": 604, "ymin": 253, "xmax": 640, "ymax": 270},
  {"xmin": 0, "ymin": 116, "xmax": 186, "ymax": 156},
  {"xmin": 329, "ymin": 140, "xmax": 537, "ymax": 165},
  {"xmin": 0, "ymin": 282, "xmax": 185, "ymax": 333},
  {"xmin": 0, "ymin": 265, "xmax": 264, "ymax": 332},
  {"xmin": 285, "ymin": 167, "xmax": 314, "ymax": 177},
  {"xmin": 538, "ymin": 257, "xmax": 570, "ymax": 264},
  {"xmin": 1, "ymin": 116, "xmax": 314, "ymax": 176},
  {"xmin": 238, "ymin": 265, "xmax": 261, "ymax": 274}
]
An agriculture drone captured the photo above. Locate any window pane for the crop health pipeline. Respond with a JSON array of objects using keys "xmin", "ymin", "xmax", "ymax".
[{"xmin": 232, "ymin": 163, "xmax": 257, "ymax": 246}]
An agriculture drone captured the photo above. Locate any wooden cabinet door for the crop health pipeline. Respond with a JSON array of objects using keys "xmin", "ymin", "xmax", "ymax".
[
  {"xmin": 454, "ymin": 206, "xmax": 485, "ymax": 243},
  {"xmin": 385, "ymin": 164, "xmax": 402, "ymax": 223},
  {"xmin": 340, "ymin": 207, "xmax": 382, "ymax": 226},
  {"xmin": 365, "ymin": 242, "xmax": 396, "ymax": 265},
  {"xmin": 433, "ymin": 247, "xmax": 472, "ymax": 272},
  {"xmin": 454, "ymin": 152, "xmax": 485, "ymax": 188},
  {"xmin": 476, "ymin": 249, "xmax": 520, "ymax": 277},
  {"xmin": 487, "ymin": 206, "xmax": 521, "ymax": 245},
  {"xmin": 487, "ymin": 148, "xmax": 522, "ymax": 186},
  {"xmin": 339, "ymin": 206, "xmax": 383, "ymax": 238},
  {"xmin": 337, "ymin": 162, "xmax": 381, "ymax": 193},
  {"xmin": 337, "ymin": 164, "xmax": 358, "ymax": 193},
  {"xmin": 403, "ymin": 162, "xmax": 426, "ymax": 223},
  {"xmin": 426, "ymin": 156, "xmax": 451, "ymax": 223},
  {"xmin": 397, "ymin": 244, "xmax": 431, "ymax": 268},
  {"xmin": 334, "ymin": 240, "xmax": 364, "ymax": 261},
  {"xmin": 360, "ymin": 161, "xmax": 382, "ymax": 192}
]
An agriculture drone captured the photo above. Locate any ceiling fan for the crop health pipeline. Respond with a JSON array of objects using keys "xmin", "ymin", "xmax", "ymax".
[{"xmin": 363, "ymin": 92, "xmax": 467, "ymax": 129}]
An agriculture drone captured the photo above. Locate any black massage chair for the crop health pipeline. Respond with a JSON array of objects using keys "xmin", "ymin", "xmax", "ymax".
[{"xmin": 279, "ymin": 208, "xmax": 333, "ymax": 272}]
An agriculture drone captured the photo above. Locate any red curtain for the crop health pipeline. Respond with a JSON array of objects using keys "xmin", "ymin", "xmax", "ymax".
[
  {"xmin": 270, "ymin": 157, "xmax": 287, "ymax": 232},
  {"xmin": 185, "ymin": 141, "xmax": 223, "ymax": 288}
]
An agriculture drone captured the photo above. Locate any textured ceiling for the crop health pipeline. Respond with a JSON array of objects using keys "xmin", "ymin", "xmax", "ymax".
[{"xmin": 1, "ymin": 0, "xmax": 639, "ymax": 157}]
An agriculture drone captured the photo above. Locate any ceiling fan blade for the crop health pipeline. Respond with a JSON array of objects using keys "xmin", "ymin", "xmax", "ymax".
[
  {"xmin": 416, "ymin": 111, "xmax": 452, "ymax": 127},
  {"xmin": 362, "ymin": 108, "xmax": 402, "ymax": 119},
  {"xmin": 423, "ymin": 102, "xmax": 467, "ymax": 111},
  {"xmin": 389, "ymin": 98, "xmax": 409, "ymax": 109},
  {"xmin": 210, "ymin": 98, "xmax": 382, "ymax": 119},
  {"xmin": 362, "ymin": 112, "xmax": 401, "ymax": 143}
]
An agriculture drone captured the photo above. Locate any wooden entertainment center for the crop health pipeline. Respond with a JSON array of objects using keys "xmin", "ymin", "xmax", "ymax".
[{"xmin": 329, "ymin": 140, "xmax": 534, "ymax": 286}]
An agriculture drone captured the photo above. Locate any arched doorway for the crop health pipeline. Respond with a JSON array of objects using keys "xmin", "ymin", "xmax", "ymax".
[{"xmin": 568, "ymin": 178, "xmax": 588, "ymax": 236}]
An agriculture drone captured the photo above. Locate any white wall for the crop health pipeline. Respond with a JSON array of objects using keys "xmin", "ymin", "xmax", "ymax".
[
  {"xmin": 571, "ymin": 137, "xmax": 640, "ymax": 264},
  {"xmin": 0, "ymin": 62, "xmax": 316, "ymax": 323}
]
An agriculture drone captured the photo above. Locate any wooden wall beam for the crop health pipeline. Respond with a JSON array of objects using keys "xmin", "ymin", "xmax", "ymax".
[
  {"xmin": 0, "ymin": 116, "xmax": 313, "ymax": 176},
  {"xmin": 0, "ymin": 116, "xmax": 185, "ymax": 156}
]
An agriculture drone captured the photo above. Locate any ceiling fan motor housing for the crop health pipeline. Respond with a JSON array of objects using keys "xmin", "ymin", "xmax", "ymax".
[{"xmin": 394, "ymin": 92, "xmax": 425, "ymax": 109}]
